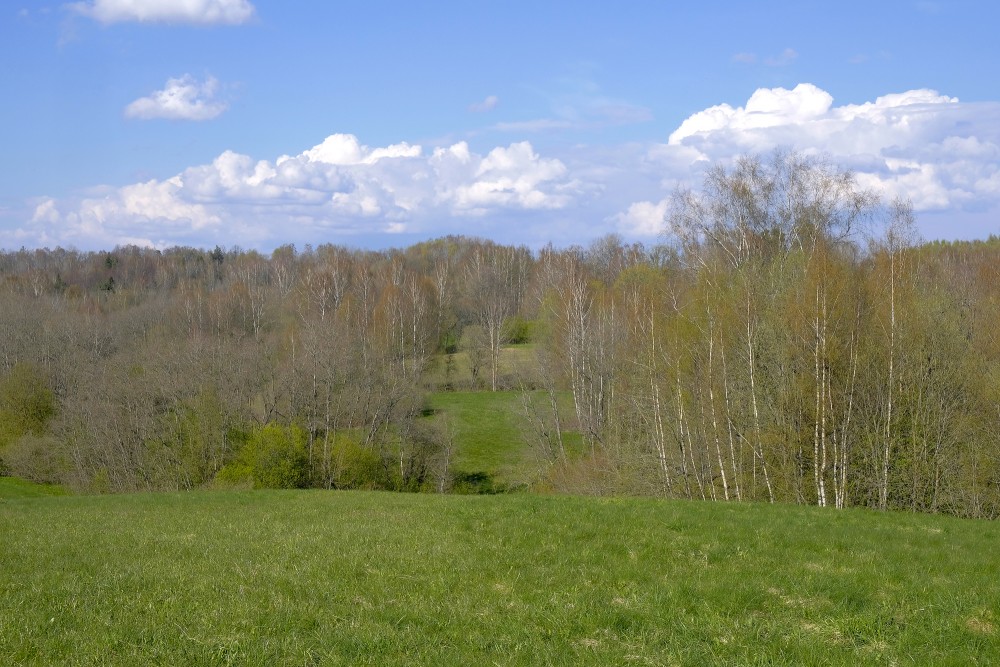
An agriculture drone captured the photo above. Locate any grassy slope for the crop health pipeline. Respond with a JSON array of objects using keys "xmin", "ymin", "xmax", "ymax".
[
  {"xmin": 2, "ymin": 490, "xmax": 998, "ymax": 665},
  {"xmin": 0, "ymin": 476, "xmax": 67, "ymax": 499},
  {"xmin": 422, "ymin": 343, "xmax": 567, "ymax": 488},
  {"xmin": 425, "ymin": 389, "xmax": 584, "ymax": 489},
  {"xmin": 426, "ymin": 390, "xmax": 537, "ymax": 486}
]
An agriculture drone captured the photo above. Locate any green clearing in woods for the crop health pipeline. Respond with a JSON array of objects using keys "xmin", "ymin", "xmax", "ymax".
[{"xmin": 0, "ymin": 476, "xmax": 67, "ymax": 499}]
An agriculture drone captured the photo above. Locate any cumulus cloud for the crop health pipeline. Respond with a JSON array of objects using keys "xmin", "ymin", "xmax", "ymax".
[
  {"xmin": 619, "ymin": 83, "xmax": 1000, "ymax": 237},
  {"xmin": 31, "ymin": 198, "xmax": 61, "ymax": 225},
  {"xmin": 25, "ymin": 135, "xmax": 578, "ymax": 248},
  {"xmin": 125, "ymin": 75, "xmax": 227, "ymax": 121},
  {"xmin": 450, "ymin": 142, "xmax": 571, "ymax": 213},
  {"xmin": 668, "ymin": 83, "xmax": 835, "ymax": 143},
  {"xmin": 468, "ymin": 95, "xmax": 499, "ymax": 113},
  {"xmin": 16, "ymin": 84, "xmax": 1000, "ymax": 249},
  {"xmin": 302, "ymin": 134, "xmax": 421, "ymax": 165},
  {"xmin": 21, "ymin": 180, "xmax": 221, "ymax": 250},
  {"xmin": 665, "ymin": 84, "xmax": 972, "ymax": 154},
  {"xmin": 70, "ymin": 0, "xmax": 255, "ymax": 25},
  {"xmin": 613, "ymin": 199, "xmax": 670, "ymax": 236}
]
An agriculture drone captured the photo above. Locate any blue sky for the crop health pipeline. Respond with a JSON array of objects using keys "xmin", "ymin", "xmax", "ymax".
[{"xmin": 2, "ymin": 0, "xmax": 999, "ymax": 251}]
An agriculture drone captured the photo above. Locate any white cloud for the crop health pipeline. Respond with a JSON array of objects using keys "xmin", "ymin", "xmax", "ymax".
[
  {"xmin": 620, "ymin": 83, "xmax": 1000, "ymax": 239},
  {"xmin": 613, "ymin": 199, "xmax": 670, "ymax": 236},
  {"xmin": 31, "ymin": 198, "xmax": 61, "ymax": 225},
  {"xmin": 469, "ymin": 95, "xmax": 499, "ymax": 113},
  {"xmin": 667, "ymin": 84, "xmax": 969, "ymax": 154},
  {"xmin": 302, "ymin": 134, "xmax": 422, "ymax": 165},
  {"xmin": 25, "ymin": 136, "xmax": 578, "ymax": 248},
  {"xmin": 668, "ymin": 84, "xmax": 835, "ymax": 143},
  {"xmin": 451, "ymin": 142, "xmax": 570, "ymax": 212},
  {"xmin": 16, "ymin": 85, "xmax": 1000, "ymax": 249},
  {"xmin": 70, "ymin": 0, "xmax": 255, "ymax": 25},
  {"xmin": 125, "ymin": 75, "xmax": 227, "ymax": 121},
  {"xmin": 24, "ymin": 179, "xmax": 221, "ymax": 249}
]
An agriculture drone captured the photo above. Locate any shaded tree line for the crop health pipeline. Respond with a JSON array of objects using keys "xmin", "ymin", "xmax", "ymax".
[{"xmin": 2, "ymin": 152, "xmax": 1000, "ymax": 516}]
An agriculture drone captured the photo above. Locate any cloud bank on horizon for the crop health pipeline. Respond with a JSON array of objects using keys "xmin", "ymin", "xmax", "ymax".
[{"xmin": 15, "ymin": 82, "xmax": 998, "ymax": 251}]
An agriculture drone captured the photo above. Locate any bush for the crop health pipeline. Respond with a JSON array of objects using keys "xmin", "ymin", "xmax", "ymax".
[
  {"xmin": 328, "ymin": 435, "xmax": 387, "ymax": 490},
  {"xmin": 2, "ymin": 434, "xmax": 65, "ymax": 485},
  {"xmin": 0, "ymin": 363, "xmax": 55, "ymax": 451},
  {"xmin": 451, "ymin": 471, "xmax": 502, "ymax": 494},
  {"xmin": 502, "ymin": 315, "xmax": 534, "ymax": 344},
  {"xmin": 216, "ymin": 424, "xmax": 309, "ymax": 489}
]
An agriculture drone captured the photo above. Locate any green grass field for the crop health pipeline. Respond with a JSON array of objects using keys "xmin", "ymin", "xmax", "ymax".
[
  {"xmin": 425, "ymin": 389, "xmax": 584, "ymax": 490},
  {"xmin": 0, "ymin": 476, "xmax": 67, "ymax": 499},
  {"xmin": 425, "ymin": 390, "xmax": 540, "ymax": 489},
  {"xmin": 419, "ymin": 343, "xmax": 570, "ymax": 489},
  {"xmin": 3, "ymin": 488, "xmax": 998, "ymax": 665},
  {"xmin": 427, "ymin": 390, "xmax": 528, "ymax": 479}
]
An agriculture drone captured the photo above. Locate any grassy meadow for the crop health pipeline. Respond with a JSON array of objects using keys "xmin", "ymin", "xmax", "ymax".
[
  {"xmin": 3, "ymin": 345, "xmax": 998, "ymax": 664},
  {"xmin": 426, "ymin": 390, "xmax": 533, "ymax": 486},
  {"xmin": 3, "ymin": 487, "xmax": 999, "ymax": 665},
  {"xmin": 0, "ymin": 476, "xmax": 67, "ymax": 499},
  {"xmin": 424, "ymin": 389, "xmax": 584, "ymax": 490}
]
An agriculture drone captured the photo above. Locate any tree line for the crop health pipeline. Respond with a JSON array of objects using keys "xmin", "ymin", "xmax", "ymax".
[{"xmin": 2, "ymin": 152, "xmax": 999, "ymax": 517}]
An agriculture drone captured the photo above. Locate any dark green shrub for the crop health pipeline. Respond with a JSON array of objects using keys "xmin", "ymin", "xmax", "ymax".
[
  {"xmin": 329, "ymin": 435, "xmax": 387, "ymax": 489},
  {"xmin": 451, "ymin": 471, "xmax": 505, "ymax": 494},
  {"xmin": 217, "ymin": 424, "xmax": 309, "ymax": 489},
  {"xmin": 0, "ymin": 363, "xmax": 56, "ymax": 451},
  {"xmin": 502, "ymin": 315, "xmax": 534, "ymax": 344}
]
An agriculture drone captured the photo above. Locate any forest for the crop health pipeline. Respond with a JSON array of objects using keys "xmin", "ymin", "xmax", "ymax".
[{"xmin": 2, "ymin": 152, "xmax": 999, "ymax": 518}]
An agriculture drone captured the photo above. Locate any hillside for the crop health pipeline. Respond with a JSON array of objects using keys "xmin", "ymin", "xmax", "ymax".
[
  {"xmin": 4, "ymin": 221, "xmax": 1000, "ymax": 516},
  {"xmin": 2, "ymin": 489, "xmax": 998, "ymax": 665}
]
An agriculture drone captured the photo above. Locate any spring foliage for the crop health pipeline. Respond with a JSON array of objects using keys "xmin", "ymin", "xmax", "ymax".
[{"xmin": 2, "ymin": 153, "xmax": 1000, "ymax": 516}]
